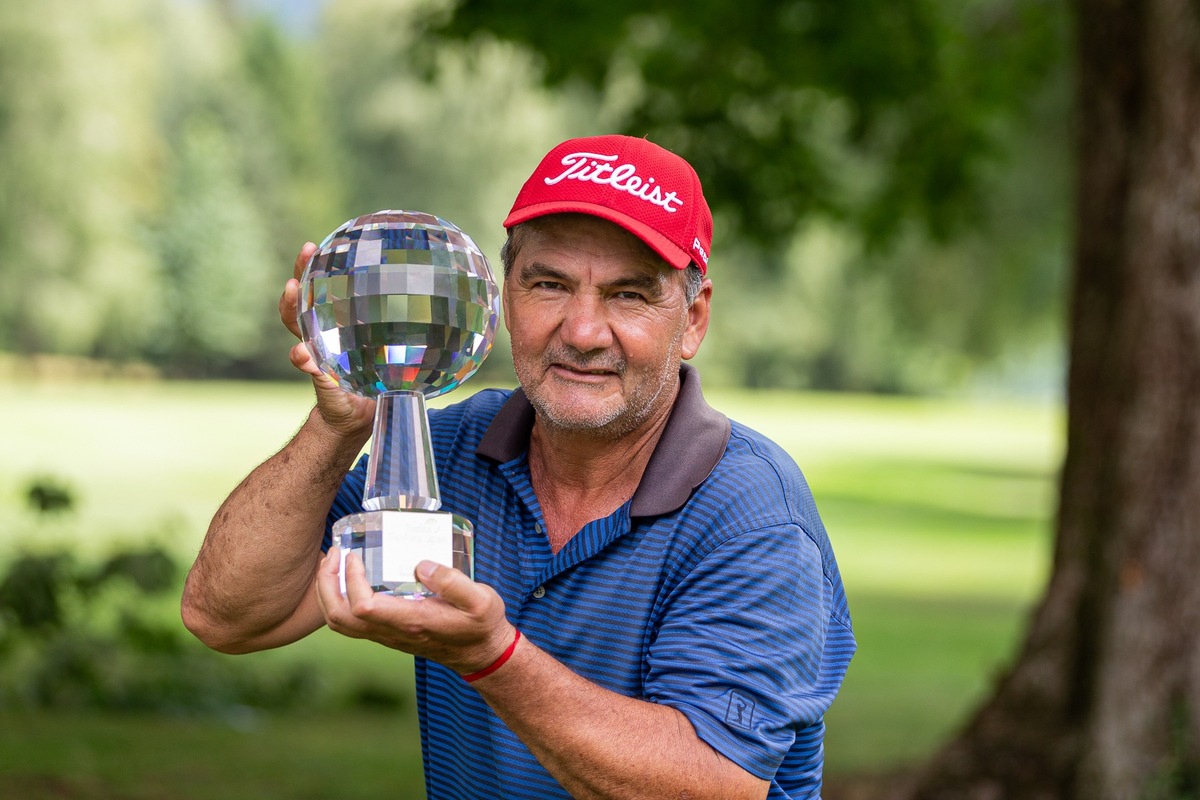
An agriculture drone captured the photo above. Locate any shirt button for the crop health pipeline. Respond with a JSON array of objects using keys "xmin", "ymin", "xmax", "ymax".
[
  {"xmin": 532, "ymin": 585, "xmax": 546, "ymax": 599},
  {"xmin": 534, "ymin": 523, "xmax": 543, "ymax": 534}
]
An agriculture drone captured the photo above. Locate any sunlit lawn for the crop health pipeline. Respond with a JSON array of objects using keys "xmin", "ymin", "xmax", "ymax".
[{"xmin": 0, "ymin": 374, "xmax": 1062, "ymax": 795}]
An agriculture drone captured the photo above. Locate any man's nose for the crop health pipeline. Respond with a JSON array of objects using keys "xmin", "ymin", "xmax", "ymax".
[{"xmin": 559, "ymin": 293, "xmax": 614, "ymax": 353}]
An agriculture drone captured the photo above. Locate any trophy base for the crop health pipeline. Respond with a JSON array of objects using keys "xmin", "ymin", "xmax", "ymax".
[{"xmin": 332, "ymin": 509, "xmax": 474, "ymax": 599}]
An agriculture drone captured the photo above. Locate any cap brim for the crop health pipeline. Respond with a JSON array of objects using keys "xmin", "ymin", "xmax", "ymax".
[{"xmin": 503, "ymin": 201, "xmax": 692, "ymax": 270}]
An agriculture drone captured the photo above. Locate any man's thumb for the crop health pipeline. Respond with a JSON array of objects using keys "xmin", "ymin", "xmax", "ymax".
[{"xmin": 416, "ymin": 560, "xmax": 468, "ymax": 604}]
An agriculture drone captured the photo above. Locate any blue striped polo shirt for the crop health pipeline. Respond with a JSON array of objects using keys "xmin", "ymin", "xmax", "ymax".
[{"xmin": 325, "ymin": 364, "xmax": 855, "ymax": 799}]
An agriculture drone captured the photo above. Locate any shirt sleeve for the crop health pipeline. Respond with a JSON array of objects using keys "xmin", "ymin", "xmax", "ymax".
[{"xmin": 642, "ymin": 522, "xmax": 850, "ymax": 780}]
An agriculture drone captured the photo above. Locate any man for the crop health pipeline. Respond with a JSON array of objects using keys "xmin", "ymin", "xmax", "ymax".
[{"xmin": 182, "ymin": 134, "xmax": 855, "ymax": 799}]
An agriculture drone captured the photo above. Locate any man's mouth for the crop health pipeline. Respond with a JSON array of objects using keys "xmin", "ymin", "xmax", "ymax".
[
  {"xmin": 552, "ymin": 362, "xmax": 615, "ymax": 376},
  {"xmin": 559, "ymin": 365, "xmax": 613, "ymax": 374},
  {"xmin": 542, "ymin": 347, "xmax": 623, "ymax": 375},
  {"xmin": 546, "ymin": 357, "xmax": 624, "ymax": 380}
]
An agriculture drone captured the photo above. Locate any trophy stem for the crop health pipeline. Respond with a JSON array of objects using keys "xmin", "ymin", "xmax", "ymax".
[{"xmin": 362, "ymin": 390, "xmax": 440, "ymax": 512}]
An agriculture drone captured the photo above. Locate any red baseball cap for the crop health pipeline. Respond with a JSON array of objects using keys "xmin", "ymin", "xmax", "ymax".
[{"xmin": 503, "ymin": 135, "xmax": 713, "ymax": 275}]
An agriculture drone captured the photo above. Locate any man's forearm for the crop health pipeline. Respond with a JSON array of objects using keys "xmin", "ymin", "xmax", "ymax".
[
  {"xmin": 473, "ymin": 638, "xmax": 769, "ymax": 800},
  {"xmin": 181, "ymin": 407, "xmax": 369, "ymax": 652}
]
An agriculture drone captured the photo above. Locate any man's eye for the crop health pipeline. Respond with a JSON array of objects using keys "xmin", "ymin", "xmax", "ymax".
[
  {"xmin": 614, "ymin": 291, "xmax": 646, "ymax": 302},
  {"xmin": 533, "ymin": 281, "xmax": 564, "ymax": 291}
]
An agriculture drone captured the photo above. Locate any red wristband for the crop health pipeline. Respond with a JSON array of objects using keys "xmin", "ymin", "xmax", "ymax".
[{"xmin": 462, "ymin": 629, "xmax": 522, "ymax": 683}]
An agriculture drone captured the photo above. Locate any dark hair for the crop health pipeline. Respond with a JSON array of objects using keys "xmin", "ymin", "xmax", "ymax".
[{"xmin": 500, "ymin": 222, "xmax": 705, "ymax": 306}]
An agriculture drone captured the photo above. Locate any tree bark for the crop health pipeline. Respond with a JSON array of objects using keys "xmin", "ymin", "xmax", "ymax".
[{"xmin": 891, "ymin": 1, "xmax": 1200, "ymax": 798}]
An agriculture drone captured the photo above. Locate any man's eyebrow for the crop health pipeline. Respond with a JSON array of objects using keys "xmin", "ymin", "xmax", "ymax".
[
  {"xmin": 601, "ymin": 273, "xmax": 665, "ymax": 295},
  {"xmin": 517, "ymin": 262, "xmax": 570, "ymax": 282}
]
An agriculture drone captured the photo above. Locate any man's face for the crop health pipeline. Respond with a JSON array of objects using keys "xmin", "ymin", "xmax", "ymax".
[{"xmin": 502, "ymin": 215, "xmax": 711, "ymax": 440}]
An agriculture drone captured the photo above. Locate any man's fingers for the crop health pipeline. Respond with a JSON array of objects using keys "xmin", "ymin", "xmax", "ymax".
[
  {"xmin": 279, "ymin": 278, "xmax": 301, "ymax": 339},
  {"xmin": 294, "ymin": 241, "xmax": 317, "ymax": 280},
  {"xmin": 281, "ymin": 242, "xmax": 317, "ymax": 339},
  {"xmin": 289, "ymin": 341, "xmax": 320, "ymax": 375},
  {"xmin": 321, "ymin": 550, "xmax": 391, "ymax": 642},
  {"xmin": 343, "ymin": 549, "xmax": 379, "ymax": 615},
  {"xmin": 315, "ymin": 548, "xmax": 351, "ymax": 628}
]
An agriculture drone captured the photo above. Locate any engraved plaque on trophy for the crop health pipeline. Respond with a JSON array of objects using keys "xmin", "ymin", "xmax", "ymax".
[{"xmin": 297, "ymin": 210, "xmax": 500, "ymax": 597}]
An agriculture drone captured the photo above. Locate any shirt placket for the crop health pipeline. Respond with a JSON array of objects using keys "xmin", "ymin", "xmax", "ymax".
[{"xmin": 497, "ymin": 457, "xmax": 555, "ymax": 599}]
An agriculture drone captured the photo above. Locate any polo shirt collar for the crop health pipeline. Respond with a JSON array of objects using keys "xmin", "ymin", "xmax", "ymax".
[{"xmin": 475, "ymin": 363, "xmax": 731, "ymax": 517}]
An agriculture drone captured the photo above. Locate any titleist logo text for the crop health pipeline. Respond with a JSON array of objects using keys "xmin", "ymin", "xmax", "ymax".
[{"xmin": 544, "ymin": 152, "xmax": 684, "ymax": 213}]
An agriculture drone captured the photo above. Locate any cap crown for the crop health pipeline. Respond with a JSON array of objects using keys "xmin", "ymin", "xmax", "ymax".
[{"xmin": 504, "ymin": 135, "xmax": 713, "ymax": 274}]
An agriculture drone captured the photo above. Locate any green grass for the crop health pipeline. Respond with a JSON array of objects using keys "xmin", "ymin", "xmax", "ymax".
[
  {"xmin": 0, "ymin": 709, "xmax": 425, "ymax": 799},
  {"xmin": 0, "ymin": 376, "xmax": 1063, "ymax": 792}
]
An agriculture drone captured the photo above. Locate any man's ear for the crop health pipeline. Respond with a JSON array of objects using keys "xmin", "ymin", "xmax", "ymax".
[
  {"xmin": 501, "ymin": 279, "xmax": 512, "ymax": 333},
  {"xmin": 681, "ymin": 280, "xmax": 712, "ymax": 360}
]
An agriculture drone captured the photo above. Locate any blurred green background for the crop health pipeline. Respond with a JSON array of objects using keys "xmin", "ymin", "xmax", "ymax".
[
  {"xmin": 0, "ymin": 377, "xmax": 1058, "ymax": 797},
  {"xmin": 0, "ymin": 0, "xmax": 1070, "ymax": 796}
]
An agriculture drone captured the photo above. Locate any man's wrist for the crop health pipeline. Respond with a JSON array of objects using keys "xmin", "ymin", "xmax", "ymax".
[
  {"xmin": 462, "ymin": 628, "xmax": 523, "ymax": 683},
  {"xmin": 304, "ymin": 405, "xmax": 372, "ymax": 459}
]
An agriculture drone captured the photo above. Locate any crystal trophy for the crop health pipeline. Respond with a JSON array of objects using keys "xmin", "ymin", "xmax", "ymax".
[{"xmin": 297, "ymin": 210, "xmax": 500, "ymax": 598}]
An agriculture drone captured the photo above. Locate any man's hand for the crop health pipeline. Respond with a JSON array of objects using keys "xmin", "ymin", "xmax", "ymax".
[
  {"xmin": 280, "ymin": 242, "xmax": 376, "ymax": 438},
  {"xmin": 315, "ymin": 549, "xmax": 517, "ymax": 676}
]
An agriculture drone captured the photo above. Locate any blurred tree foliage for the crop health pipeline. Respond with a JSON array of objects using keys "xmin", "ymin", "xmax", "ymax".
[
  {"xmin": 0, "ymin": 0, "xmax": 342, "ymax": 376},
  {"xmin": 0, "ymin": 544, "xmax": 315, "ymax": 713},
  {"xmin": 444, "ymin": 0, "xmax": 1063, "ymax": 245},
  {"xmin": 0, "ymin": 0, "xmax": 1072, "ymax": 392},
  {"xmin": 440, "ymin": 0, "xmax": 1073, "ymax": 392},
  {"xmin": 0, "ymin": 1, "xmax": 162, "ymax": 359},
  {"xmin": 149, "ymin": 9, "xmax": 346, "ymax": 376}
]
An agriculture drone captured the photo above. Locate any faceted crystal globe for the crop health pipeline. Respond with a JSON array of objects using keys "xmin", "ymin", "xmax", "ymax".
[
  {"xmin": 297, "ymin": 210, "xmax": 500, "ymax": 399},
  {"xmin": 296, "ymin": 210, "xmax": 498, "ymax": 597}
]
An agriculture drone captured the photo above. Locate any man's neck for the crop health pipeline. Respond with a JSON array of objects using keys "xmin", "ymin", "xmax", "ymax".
[{"xmin": 527, "ymin": 392, "xmax": 677, "ymax": 552}]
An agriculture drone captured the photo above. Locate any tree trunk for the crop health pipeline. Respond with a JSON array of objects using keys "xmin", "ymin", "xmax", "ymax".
[{"xmin": 891, "ymin": 1, "xmax": 1200, "ymax": 798}]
